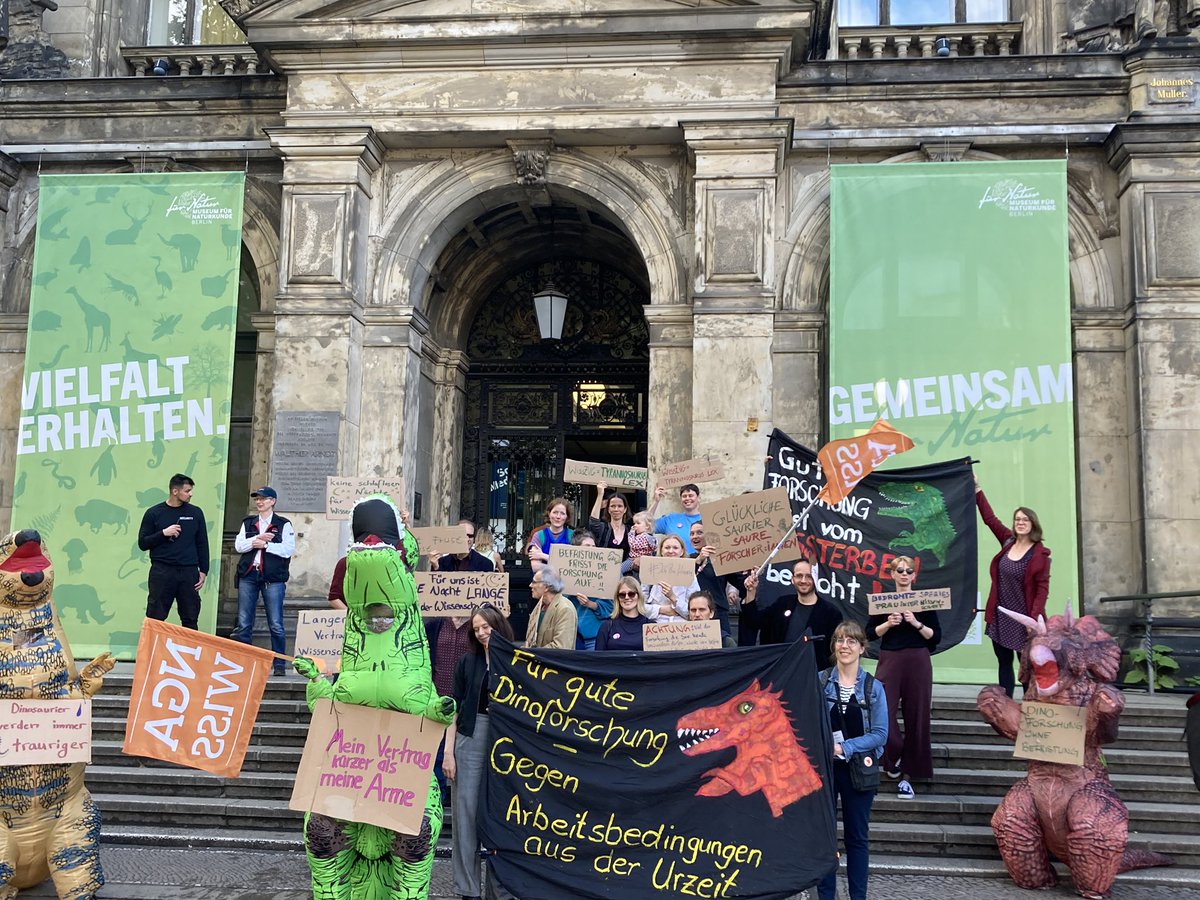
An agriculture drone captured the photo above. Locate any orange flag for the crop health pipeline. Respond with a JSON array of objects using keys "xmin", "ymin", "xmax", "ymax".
[
  {"xmin": 816, "ymin": 420, "xmax": 915, "ymax": 506},
  {"xmin": 123, "ymin": 618, "xmax": 273, "ymax": 777}
]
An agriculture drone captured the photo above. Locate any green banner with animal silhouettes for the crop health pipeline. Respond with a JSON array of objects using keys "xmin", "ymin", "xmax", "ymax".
[
  {"xmin": 14, "ymin": 172, "xmax": 245, "ymax": 659},
  {"xmin": 829, "ymin": 161, "xmax": 1076, "ymax": 683}
]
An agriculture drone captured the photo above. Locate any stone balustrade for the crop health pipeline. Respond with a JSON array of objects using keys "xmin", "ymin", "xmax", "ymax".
[
  {"xmin": 122, "ymin": 46, "xmax": 270, "ymax": 77},
  {"xmin": 837, "ymin": 23, "xmax": 1022, "ymax": 59}
]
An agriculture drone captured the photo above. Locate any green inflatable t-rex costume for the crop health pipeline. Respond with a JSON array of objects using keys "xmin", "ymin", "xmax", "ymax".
[{"xmin": 294, "ymin": 497, "xmax": 455, "ymax": 900}]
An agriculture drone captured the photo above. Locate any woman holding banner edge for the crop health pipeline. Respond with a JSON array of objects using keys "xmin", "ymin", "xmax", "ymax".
[
  {"xmin": 444, "ymin": 603, "xmax": 514, "ymax": 900},
  {"xmin": 975, "ymin": 475, "xmax": 1051, "ymax": 697},
  {"xmin": 867, "ymin": 555, "xmax": 940, "ymax": 800}
]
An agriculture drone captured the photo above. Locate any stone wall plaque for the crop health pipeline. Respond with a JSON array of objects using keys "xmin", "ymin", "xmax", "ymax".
[{"xmin": 270, "ymin": 411, "xmax": 341, "ymax": 511}]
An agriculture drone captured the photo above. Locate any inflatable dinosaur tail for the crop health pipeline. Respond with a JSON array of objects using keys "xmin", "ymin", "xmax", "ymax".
[{"xmin": 1119, "ymin": 848, "xmax": 1173, "ymax": 872}]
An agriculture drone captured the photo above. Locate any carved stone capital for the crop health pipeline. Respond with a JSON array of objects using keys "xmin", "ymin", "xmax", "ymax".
[
  {"xmin": 920, "ymin": 141, "xmax": 973, "ymax": 162},
  {"xmin": 507, "ymin": 139, "xmax": 553, "ymax": 187},
  {"xmin": 218, "ymin": 0, "xmax": 265, "ymax": 23}
]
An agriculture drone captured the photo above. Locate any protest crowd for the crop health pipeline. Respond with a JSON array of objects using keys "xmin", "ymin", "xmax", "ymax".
[{"xmin": 322, "ymin": 456, "xmax": 1049, "ymax": 900}]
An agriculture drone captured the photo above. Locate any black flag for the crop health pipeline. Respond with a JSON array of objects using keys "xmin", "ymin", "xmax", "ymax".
[
  {"xmin": 480, "ymin": 635, "xmax": 837, "ymax": 899},
  {"xmin": 762, "ymin": 428, "xmax": 978, "ymax": 653}
]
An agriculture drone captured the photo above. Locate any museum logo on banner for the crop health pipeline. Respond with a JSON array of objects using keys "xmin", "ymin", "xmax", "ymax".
[{"xmin": 977, "ymin": 179, "xmax": 1057, "ymax": 216}]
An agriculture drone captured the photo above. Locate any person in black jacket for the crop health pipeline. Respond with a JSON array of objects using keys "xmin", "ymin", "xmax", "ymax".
[
  {"xmin": 432, "ymin": 519, "xmax": 495, "ymax": 573},
  {"xmin": 743, "ymin": 558, "xmax": 841, "ymax": 667},
  {"xmin": 137, "ymin": 472, "xmax": 209, "ymax": 631},
  {"xmin": 444, "ymin": 604, "xmax": 514, "ymax": 900},
  {"xmin": 230, "ymin": 486, "xmax": 295, "ymax": 675},
  {"xmin": 866, "ymin": 555, "xmax": 941, "ymax": 800}
]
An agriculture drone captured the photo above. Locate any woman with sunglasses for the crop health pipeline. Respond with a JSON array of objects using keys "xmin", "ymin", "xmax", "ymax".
[
  {"xmin": 866, "ymin": 555, "xmax": 940, "ymax": 800},
  {"xmin": 595, "ymin": 576, "xmax": 652, "ymax": 651},
  {"xmin": 975, "ymin": 474, "xmax": 1051, "ymax": 697},
  {"xmin": 818, "ymin": 620, "xmax": 888, "ymax": 900},
  {"xmin": 443, "ymin": 603, "xmax": 514, "ymax": 900}
]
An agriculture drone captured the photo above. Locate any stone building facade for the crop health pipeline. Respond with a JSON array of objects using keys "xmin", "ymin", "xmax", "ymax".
[{"xmin": 1, "ymin": 0, "xmax": 1198, "ymax": 615}]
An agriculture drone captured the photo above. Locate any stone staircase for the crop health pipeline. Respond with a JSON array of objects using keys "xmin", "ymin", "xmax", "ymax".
[{"xmin": 86, "ymin": 670, "xmax": 1198, "ymax": 879}]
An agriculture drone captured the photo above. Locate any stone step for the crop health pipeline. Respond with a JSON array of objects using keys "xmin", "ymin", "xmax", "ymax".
[
  {"xmin": 929, "ymin": 717, "xmax": 1187, "ymax": 751},
  {"xmin": 859, "ymin": 822, "xmax": 1198, "ymax": 866},
  {"xmin": 929, "ymin": 742, "xmax": 1192, "ymax": 776},
  {"xmin": 923, "ymin": 768, "xmax": 1197, "ymax": 805},
  {"xmin": 925, "ymin": 693, "xmax": 1186, "ymax": 728},
  {"xmin": 93, "ymin": 740, "xmax": 305, "ymax": 772},
  {"xmin": 85, "ymin": 765, "xmax": 296, "ymax": 800},
  {"xmin": 92, "ymin": 793, "xmax": 305, "ymax": 831},
  {"xmin": 90, "ymin": 695, "xmax": 310, "ymax": 724}
]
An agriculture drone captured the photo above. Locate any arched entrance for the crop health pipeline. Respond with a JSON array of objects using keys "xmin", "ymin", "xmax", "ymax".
[{"xmin": 429, "ymin": 189, "xmax": 651, "ymax": 573}]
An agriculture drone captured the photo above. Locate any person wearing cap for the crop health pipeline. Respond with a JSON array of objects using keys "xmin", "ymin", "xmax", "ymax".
[
  {"xmin": 232, "ymin": 486, "xmax": 296, "ymax": 675},
  {"xmin": 138, "ymin": 473, "xmax": 210, "ymax": 630}
]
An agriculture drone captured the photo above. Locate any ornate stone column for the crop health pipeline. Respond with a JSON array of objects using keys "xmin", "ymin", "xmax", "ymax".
[
  {"xmin": 1106, "ymin": 121, "xmax": 1200, "ymax": 599},
  {"xmin": 0, "ymin": 152, "xmax": 23, "ymax": 531},
  {"xmin": 684, "ymin": 120, "xmax": 791, "ymax": 496},
  {"xmin": 266, "ymin": 126, "xmax": 381, "ymax": 594}
]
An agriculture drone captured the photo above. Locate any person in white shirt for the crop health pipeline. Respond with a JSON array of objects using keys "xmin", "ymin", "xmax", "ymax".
[{"xmin": 231, "ymin": 486, "xmax": 296, "ymax": 675}]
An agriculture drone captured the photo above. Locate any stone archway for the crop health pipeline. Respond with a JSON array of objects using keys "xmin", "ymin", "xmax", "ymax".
[{"xmin": 369, "ymin": 148, "xmax": 688, "ymax": 524}]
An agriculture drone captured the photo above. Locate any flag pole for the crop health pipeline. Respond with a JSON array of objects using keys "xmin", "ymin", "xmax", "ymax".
[{"xmin": 753, "ymin": 493, "xmax": 822, "ymax": 580}]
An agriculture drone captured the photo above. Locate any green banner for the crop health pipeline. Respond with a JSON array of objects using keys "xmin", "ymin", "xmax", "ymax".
[
  {"xmin": 14, "ymin": 172, "xmax": 245, "ymax": 659},
  {"xmin": 829, "ymin": 161, "xmax": 1076, "ymax": 683}
]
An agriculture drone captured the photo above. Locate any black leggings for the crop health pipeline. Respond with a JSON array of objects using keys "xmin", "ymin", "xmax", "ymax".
[{"xmin": 993, "ymin": 642, "xmax": 1016, "ymax": 697}]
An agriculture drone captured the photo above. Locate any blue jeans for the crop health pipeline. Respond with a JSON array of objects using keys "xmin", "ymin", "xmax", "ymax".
[
  {"xmin": 231, "ymin": 571, "xmax": 286, "ymax": 663},
  {"xmin": 818, "ymin": 760, "xmax": 876, "ymax": 900}
]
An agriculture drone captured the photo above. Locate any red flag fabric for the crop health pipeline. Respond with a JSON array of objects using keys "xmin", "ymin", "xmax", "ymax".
[
  {"xmin": 816, "ymin": 420, "xmax": 915, "ymax": 506},
  {"xmin": 123, "ymin": 618, "xmax": 273, "ymax": 777}
]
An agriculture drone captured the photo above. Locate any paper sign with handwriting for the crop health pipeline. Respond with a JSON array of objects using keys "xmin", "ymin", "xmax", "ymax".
[
  {"xmin": 415, "ymin": 571, "xmax": 510, "ymax": 617},
  {"xmin": 867, "ymin": 588, "xmax": 953, "ymax": 615},
  {"xmin": 699, "ymin": 487, "xmax": 801, "ymax": 575},
  {"xmin": 642, "ymin": 620, "xmax": 722, "ymax": 652},
  {"xmin": 638, "ymin": 555, "xmax": 698, "ymax": 588},
  {"xmin": 290, "ymin": 699, "xmax": 446, "ymax": 834},
  {"xmin": 0, "ymin": 699, "xmax": 92, "ymax": 764},
  {"xmin": 326, "ymin": 476, "xmax": 406, "ymax": 521},
  {"xmin": 293, "ymin": 610, "xmax": 347, "ymax": 673},
  {"xmin": 1014, "ymin": 701, "xmax": 1087, "ymax": 766},
  {"xmin": 657, "ymin": 457, "xmax": 725, "ymax": 489},
  {"xmin": 563, "ymin": 459, "xmax": 650, "ymax": 489},
  {"xmin": 409, "ymin": 526, "xmax": 470, "ymax": 557},
  {"xmin": 549, "ymin": 545, "xmax": 624, "ymax": 598}
]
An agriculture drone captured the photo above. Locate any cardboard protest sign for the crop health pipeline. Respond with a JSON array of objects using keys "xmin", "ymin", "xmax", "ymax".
[
  {"xmin": 122, "ymin": 619, "xmax": 273, "ymax": 777},
  {"xmin": 290, "ymin": 699, "xmax": 446, "ymax": 834},
  {"xmin": 409, "ymin": 526, "xmax": 470, "ymax": 557},
  {"xmin": 294, "ymin": 610, "xmax": 347, "ymax": 673},
  {"xmin": 657, "ymin": 457, "xmax": 725, "ymax": 489},
  {"xmin": 549, "ymin": 545, "xmax": 623, "ymax": 598},
  {"xmin": 326, "ymin": 476, "xmax": 406, "ymax": 520},
  {"xmin": 415, "ymin": 571, "xmax": 510, "ymax": 617},
  {"xmin": 1014, "ymin": 701, "xmax": 1087, "ymax": 766},
  {"xmin": 563, "ymin": 459, "xmax": 650, "ymax": 490},
  {"xmin": 638, "ymin": 555, "xmax": 698, "ymax": 588},
  {"xmin": 0, "ymin": 699, "xmax": 92, "ymax": 764},
  {"xmin": 867, "ymin": 588, "xmax": 953, "ymax": 616},
  {"xmin": 816, "ymin": 420, "xmax": 915, "ymax": 506},
  {"xmin": 481, "ymin": 636, "xmax": 837, "ymax": 899},
  {"xmin": 699, "ymin": 487, "xmax": 801, "ymax": 575},
  {"xmin": 643, "ymin": 620, "xmax": 722, "ymax": 651}
]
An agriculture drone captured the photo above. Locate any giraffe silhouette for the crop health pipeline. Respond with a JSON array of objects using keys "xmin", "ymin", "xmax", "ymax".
[{"xmin": 67, "ymin": 287, "xmax": 111, "ymax": 352}]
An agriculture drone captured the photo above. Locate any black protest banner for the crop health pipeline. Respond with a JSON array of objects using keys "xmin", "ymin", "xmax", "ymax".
[
  {"xmin": 480, "ymin": 636, "xmax": 837, "ymax": 900},
  {"xmin": 762, "ymin": 428, "xmax": 977, "ymax": 653}
]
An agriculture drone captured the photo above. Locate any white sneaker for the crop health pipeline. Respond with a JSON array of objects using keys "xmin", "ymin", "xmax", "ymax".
[{"xmin": 897, "ymin": 779, "xmax": 915, "ymax": 799}]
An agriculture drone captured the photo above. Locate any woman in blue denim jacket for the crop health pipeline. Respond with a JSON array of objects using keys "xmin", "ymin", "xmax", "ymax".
[{"xmin": 818, "ymin": 620, "xmax": 889, "ymax": 900}]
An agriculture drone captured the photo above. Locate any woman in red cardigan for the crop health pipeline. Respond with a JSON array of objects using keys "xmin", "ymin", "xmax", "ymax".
[{"xmin": 975, "ymin": 475, "xmax": 1051, "ymax": 696}]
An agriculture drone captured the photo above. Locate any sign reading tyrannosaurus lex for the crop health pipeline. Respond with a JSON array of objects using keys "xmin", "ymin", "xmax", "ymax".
[
  {"xmin": 760, "ymin": 429, "xmax": 977, "ymax": 654},
  {"xmin": 480, "ymin": 637, "xmax": 836, "ymax": 899}
]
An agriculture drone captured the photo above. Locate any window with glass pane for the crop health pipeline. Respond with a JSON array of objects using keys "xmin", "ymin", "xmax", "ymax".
[
  {"xmin": 891, "ymin": 0, "xmax": 956, "ymax": 25},
  {"xmin": 840, "ymin": 0, "xmax": 1008, "ymax": 26},
  {"xmin": 147, "ymin": 0, "xmax": 244, "ymax": 45}
]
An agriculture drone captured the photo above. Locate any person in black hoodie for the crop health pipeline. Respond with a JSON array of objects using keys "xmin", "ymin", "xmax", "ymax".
[{"xmin": 231, "ymin": 486, "xmax": 295, "ymax": 675}]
